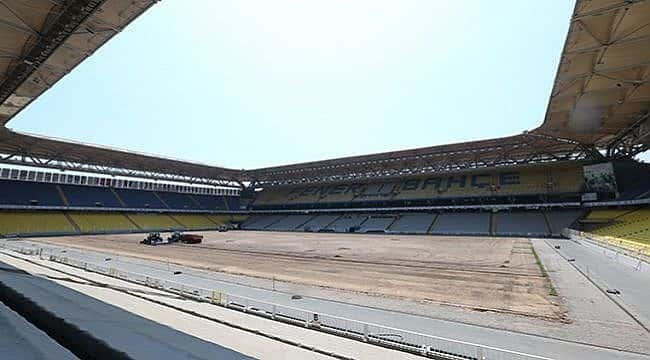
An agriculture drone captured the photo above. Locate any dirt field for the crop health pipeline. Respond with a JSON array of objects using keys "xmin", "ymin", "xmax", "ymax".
[{"xmin": 34, "ymin": 231, "xmax": 563, "ymax": 320}]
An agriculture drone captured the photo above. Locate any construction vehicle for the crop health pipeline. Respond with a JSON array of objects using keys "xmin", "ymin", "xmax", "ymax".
[
  {"xmin": 167, "ymin": 231, "xmax": 203, "ymax": 244},
  {"xmin": 141, "ymin": 232, "xmax": 167, "ymax": 245}
]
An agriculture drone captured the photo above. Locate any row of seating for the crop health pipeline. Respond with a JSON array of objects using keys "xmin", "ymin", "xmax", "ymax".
[
  {"xmin": 0, "ymin": 212, "xmax": 240, "ymax": 236},
  {"xmin": 240, "ymin": 210, "xmax": 584, "ymax": 237},
  {"xmin": 0, "ymin": 179, "xmax": 240, "ymax": 211},
  {"xmin": 254, "ymin": 164, "xmax": 585, "ymax": 207},
  {"xmin": 590, "ymin": 208, "xmax": 650, "ymax": 245}
]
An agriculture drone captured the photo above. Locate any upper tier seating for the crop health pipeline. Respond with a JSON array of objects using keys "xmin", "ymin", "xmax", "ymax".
[
  {"xmin": 115, "ymin": 189, "xmax": 166, "ymax": 209},
  {"xmin": 59, "ymin": 185, "xmax": 122, "ymax": 208},
  {"xmin": 190, "ymin": 195, "xmax": 227, "ymax": 210},
  {"xmin": 225, "ymin": 196, "xmax": 241, "ymax": 211},
  {"xmin": 0, "ymin": 180, "xmax": 64, "ymax": 206},
  {"xmin": 495, "ymin": 211, "xmax": 549, "ymax": 236},
  {"xmin": 155, "ymin": 192, "xmax": 202, "ymax": 210},
  {"xmin": 253, "ymin": 164, "xmax": 585, "ymax": 208},
  {"xmin": 432, "ymin": 212, "xmax": 490, "ymax": 235},
  {"xmin": 388, "ymin": 213, "xmax": 437, "ymax": 234}
]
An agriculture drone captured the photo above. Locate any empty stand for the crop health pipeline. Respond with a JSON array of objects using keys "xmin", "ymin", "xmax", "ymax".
[
  {"xmin": 358, "ymin": 216, "xmax": 396, "ymax": 233},
  {"xmin": 0, "ymin": 180, "xmax": 64, "ymax": 206},
  {"xmin": 126, "ymin": 213, "xmax": 183, "ymax": 231},
  {"xmin": 266, "ymin": 214, "xmax": 315, "ymax": 231},
  {"xmin": 432, "ymin": 212, "xmax": 490, "ymax": 235},
  {"xmin": 60, "ymin": 185, "xmax": 122, "ymax": 208},
  {"xmin": 546, "ymin": 209, "xmax": 583, "ymax": 235},
  {"xmin": 225, "ymin": 196, "xmax": 241, "ymax": 211},
  {"xmin": 68, "ymin": 213, "xmax": 138, "ymax": 233},
  {"xmin": 191, "ymin": 194, "xmax": 227, "ymax": 210},
  {"xmin": 115, "ymin": 189, "xmax": 166, "ymax": 209},
  {"xmin": 241, "ymin": 215, "xmax": 286, "ymax": 230},
  {"xmin": 324, "ymin": 214, "xmax": 368, "ymax": 233},
  {"xmin": 300, "ymin": 214, "xmax": 341, "ymax": 232},
  {"xmin": 496, "ymin": 211, "xmax": 549, "ymax": 236},
  {"xmin": 388, "ymin": 213, "xmax": 437, "ymax": 234},
  {"xmin": 171, "ymin": 214, "xmax": 216, "ymax": 229},
  {"xmin": 155, "ymin": 192, "xmax": 201, "ymax": 210},
  {"xmin": 0, "ymin": 212, "xmax": 75, "ymax": 236},
  {"xmin": 592, "ymin": 208, "xmax": 650, "ymax": 245}
]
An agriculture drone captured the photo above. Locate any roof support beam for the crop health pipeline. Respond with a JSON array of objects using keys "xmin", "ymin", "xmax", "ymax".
[{"xmin": 0, "ymin": 0, "xmax": 105, "ymax": 107}]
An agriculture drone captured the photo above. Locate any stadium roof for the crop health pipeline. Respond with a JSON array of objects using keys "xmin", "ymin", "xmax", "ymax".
[{"xmin": 0, "ymin": 0, "xmax": 648, "ymax": 186}]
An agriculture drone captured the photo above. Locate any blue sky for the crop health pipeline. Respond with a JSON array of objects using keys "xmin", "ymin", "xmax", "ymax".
[{"xmin": 8, "ymin": 1, "xmax": 610, "ymax": 169}]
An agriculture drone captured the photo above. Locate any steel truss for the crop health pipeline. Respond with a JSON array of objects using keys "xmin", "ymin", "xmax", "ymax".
[
  {"xmin": 0, "ymin": 152, "xmax": 239, "ymax": 187},
  {"xmin": 249, "ymin": 134, "xmax": 601, "ymax": 187},
  {"xmin": 606, "ymin": 113, "xmax": 650, "ymax": 158}
]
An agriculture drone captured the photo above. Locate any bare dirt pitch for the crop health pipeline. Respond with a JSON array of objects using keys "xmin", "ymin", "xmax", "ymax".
[{"xmin": 35, "ymin": 231, "xmax": 563, "ymax": 320}]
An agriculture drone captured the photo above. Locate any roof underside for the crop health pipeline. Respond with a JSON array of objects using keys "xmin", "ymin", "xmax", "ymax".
[
  {"xmin": 0, "ymin": 0, "xmax": 648, "ymax": 186},
  {"xmin": 535, "ymin": 0, "xmax": 650, "ymax": 147}
]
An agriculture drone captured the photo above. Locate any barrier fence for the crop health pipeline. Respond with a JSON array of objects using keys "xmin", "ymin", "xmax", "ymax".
[
  {"xmin": 563, "ymin": 229, "xmax": 649, "ymax": 264},
  {"xmin": 0, "ymin": 242, "xmax": 554, "ymax": 360}
]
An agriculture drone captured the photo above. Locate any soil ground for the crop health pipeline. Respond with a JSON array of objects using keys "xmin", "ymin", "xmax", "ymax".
[{"xmin": 34, "ymin": 231, "xmax": 563, "ymax": 319}]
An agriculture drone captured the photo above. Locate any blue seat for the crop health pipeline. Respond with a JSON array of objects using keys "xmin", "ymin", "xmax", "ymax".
[
  {"xmin": 60, "ymin": 184, "xmax": 122, "ymax": 208},
  {"xmin": 0, "ymin": 180, "xmax": 64, "ymax": 206}
]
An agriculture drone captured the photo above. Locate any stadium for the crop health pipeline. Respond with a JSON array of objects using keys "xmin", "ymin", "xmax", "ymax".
[{"xmin": 0, "ymin": 1, "xmax": 649, "ymax": 360}]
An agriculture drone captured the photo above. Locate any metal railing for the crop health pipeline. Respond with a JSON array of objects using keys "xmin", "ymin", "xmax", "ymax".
[{"xmin": 0, "ymin": 242, "xmax": 553, "ymax": 360}]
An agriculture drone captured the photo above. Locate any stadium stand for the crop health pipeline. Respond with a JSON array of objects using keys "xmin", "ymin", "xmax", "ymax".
[
  {"xmin": 0, "ymin": 212, "xmax": 75, "ymax": 236},
  {"xmin": 60, "ymin": 184, "xmax": 123, "ymax": 208},
  {"xmin": 324, "ymin": 214, "xmax": 368, "ymax": 233},
  {"xmin": 387, "ymin": 213, "xmax": 437, "ymax": 234},
  {"xmin": 0, "ymin": 179, "xmax": 64, "ymax": 206},
  {"xmin": 190, "ymin": 194, "xmax": 227, "ymax": 210},
  {"xmin": 114, "ymin": 188, "xmax": 167, "ymax": 209},
  {"xmin": 266, "ymin": 214, "xmax": 315, "ymax": 231},
  {"xmin": 591, "ymin": 208, "xmax": 650, "ymax": 245},
  {"xmin": 252, "ymin": 164, "xmax": 585, "ymax": 209},
  {"xmin": 125, "ymin": 213, "xmax": 183, "ymax": 231},
  {"xmin": 68, "ymin": 213, "xmax": 138, "ymax": 233},
  {"xmin": 300, "ymin": 214, "xmax": 341, "ymax": 232},
  {"xmin": 170, "ymin": 214, "xmax": 216, "ymax": 229},
  {"xmin": 495, "ymin": 211, "xmax": 549, "ymax": 237},
  {"xmin": 225, "ymin": 196, "xmax": 241, "ymax": 211},
  {"xmin": 546, "ymin": 209, "xmax": 583, "ymax": 236},
  {"xmin": 241, "ymin": 214, "xmax": 287, "ymax": 230},
  {"xmin": 155, "ymin": 191, "xmax": 201, "ymax": 210},
  {"xmin": 431, "ymin": 212, "xmax": 491, "ymax": 235},
  {"xmin": 358, "ymin": 215, "xmax": 397, "ymax": 233}
]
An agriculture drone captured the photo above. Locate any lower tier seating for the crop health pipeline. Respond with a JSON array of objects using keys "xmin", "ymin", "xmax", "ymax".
[
  {"xmin": 432, "ymin": 212, "xmax": 491, "ymax": 235},
  {"xmin": 171, "ymin": 214, "xmax": 217, "ymax": 229},
  {"xmin": 125, "ymin": 213, "xmax": 183, "ymax": 231},
  {"xmin": 0, "ymin": 212, "xmax": 75, "ymax": 235},
  {"xmin": 68, "ymin": 213, "xmax": 138, "ymax": 233},
  {"xmin": 591, "ymin": 209, "xmax": 650, "ymax": 245}
]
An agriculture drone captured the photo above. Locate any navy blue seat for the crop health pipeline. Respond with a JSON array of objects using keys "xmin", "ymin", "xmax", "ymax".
[
  {"xmin": 0, "ymin": 180, "xmax": 64, "ymax": 206},
  {"xmin": 191, "ymin": 195, "xmax": 227, "ymax": 210},
  {"xmin": 225, "ymin": 196, "xmax": 240, "ymax": 211},
  {"xmin": 115, "ymin": 189, "xmax": 166, "ymax": 209},
  {"xmin": 156, "ymin": 192, "xmax": 201, "ymax": 210},
  {"xmin": 60, "ymin": 184, "xmax": 122, "ymax": 208}
]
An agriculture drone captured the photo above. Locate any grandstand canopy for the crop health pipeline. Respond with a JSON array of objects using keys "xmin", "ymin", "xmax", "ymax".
[{"xmin": 0, "ymin": 0, "xmax": 647, "ymax": 186}]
